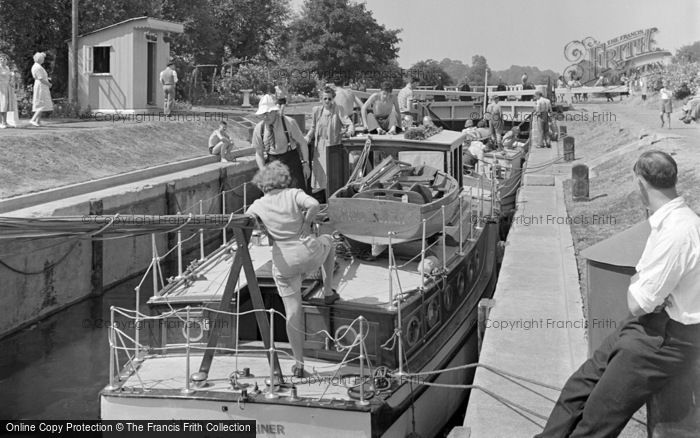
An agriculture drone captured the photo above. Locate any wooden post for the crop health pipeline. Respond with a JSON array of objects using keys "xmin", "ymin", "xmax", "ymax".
[
  {"xmin": 572, "ymin": 164, "xmax": 590, "ymax": 202},
  {"xmin": 165, "ymin": 182, "xmax": 179, "ymax": 276},
  {"xmin": 563, "ymin": 136, "xmax": 575, "ymax": 161},
  {"xmin": 559, "ymin": 125, "xmax": 567, "ymax": 138},
  {"xmin": 89, "ymin": 199, "xmax": 103, "ymax": 296},
  {"xmin": 477, "ymin": 298, "xmax": 495, "ymax": 354}
]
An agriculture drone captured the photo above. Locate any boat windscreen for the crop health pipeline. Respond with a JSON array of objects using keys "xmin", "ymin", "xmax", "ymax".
[{"xmin": 398, "ymin": 151, "xmax": 444, "ymax": 171}]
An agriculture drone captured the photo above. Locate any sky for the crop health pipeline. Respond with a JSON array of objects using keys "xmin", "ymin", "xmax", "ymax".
[{"xmin": 291, "ymin": 0, "xmax": 700, "ymax": 73}]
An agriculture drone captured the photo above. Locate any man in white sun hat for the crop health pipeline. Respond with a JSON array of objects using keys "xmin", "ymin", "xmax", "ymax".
[{"xmin": 252, "ymin": 94, "xmax": 311, "ymax": 193}]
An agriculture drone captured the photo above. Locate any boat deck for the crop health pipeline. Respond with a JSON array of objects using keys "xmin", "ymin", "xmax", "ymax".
[
  {"xmin": 149, "ymin": 237, "xmax": 460, "ymax": 310},
  {"xmin": 113, "ymin": 348, "xmax": 370, "ymax": 405}
]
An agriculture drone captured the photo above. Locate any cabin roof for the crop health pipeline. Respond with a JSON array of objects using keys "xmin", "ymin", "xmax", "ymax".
[
  {"xmin": 342, "ymin": 130, "xmax": 466, "ymax": 152},
  {"xmin": 78, "ymin": 16, "xmax": 185, "ymax": 38}
]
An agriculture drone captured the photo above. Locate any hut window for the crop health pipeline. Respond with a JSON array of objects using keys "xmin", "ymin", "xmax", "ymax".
[{"xmin": 93, "ymin": 47, "xmax": 110, "ymax": 73}]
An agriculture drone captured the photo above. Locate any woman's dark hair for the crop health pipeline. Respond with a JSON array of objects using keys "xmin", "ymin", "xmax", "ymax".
[
  {"xmin": 321, "ymin": 86, "xmax": 335, "ymax": 98},
  {"xmin": 380, "ymin": 81, "xmax": 392, "ymax": 92},
  {"xmin": 633, "ymin": 150, "xmax": 677, "ymax": 189}
]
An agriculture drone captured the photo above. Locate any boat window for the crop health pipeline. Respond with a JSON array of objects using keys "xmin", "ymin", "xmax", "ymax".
[{"xmin": 398, "ymin": 151, "xmax": 444, "ymax": 172}]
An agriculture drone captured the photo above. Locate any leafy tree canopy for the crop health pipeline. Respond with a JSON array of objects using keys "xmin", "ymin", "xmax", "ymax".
[
  {"xmin": 408, "ymin": 59, "xmax": 452, "ymax": 86},
  {"xmin": 287, "ymin": 0, "xmax": 400, "ymax": 82},
  {"xmin": 675, "ymin": 41, "xmax": 700, "ymax": 64}
]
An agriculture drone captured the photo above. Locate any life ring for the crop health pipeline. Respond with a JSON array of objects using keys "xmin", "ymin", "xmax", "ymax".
[
  {"xmin": 181, "ymin": 319, "xmax": 205, "ymax": 343},
  {"xmin": 426, "ymin": 297, "xmax": 440, "ymax": 329},
  {"xmin": 335, "ymin": 325, "xmax": 359, "ymax": 350},
  {"xmin": 404, "ymin": 315, "xmax": 421, "ymax": 348},
  {"xmin": 455, "ymin": 270, "xmax": 466, "ymax": 297},
  {"xmin": 443, "ymin": 283, "xmax": 456, "ymax": 312}
]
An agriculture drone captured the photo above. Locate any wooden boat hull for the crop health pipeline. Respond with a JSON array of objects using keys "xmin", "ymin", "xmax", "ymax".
[
  {"xmin": 101, "ymin": 221, "xmax": 499, "ymax": 437},
  {"xmin": 329, "ymin": 186, "xmax": 460, "ymax": 245}
]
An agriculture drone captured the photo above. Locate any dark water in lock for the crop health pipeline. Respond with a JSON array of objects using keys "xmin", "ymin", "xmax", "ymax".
[{"xmin": 0, "ymin": 277, "xmax": 153, "ymax": 420}]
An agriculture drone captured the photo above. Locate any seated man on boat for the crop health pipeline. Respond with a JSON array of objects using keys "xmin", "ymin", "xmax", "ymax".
[
  {"xmin": 361, "ymin": 81, "xmax": 402, "ymax": 135},
  {"xmin": 252, "ymin": 95, "xmax": 311, "ymax": 194},
  {"xmin": 502, "ymin": 126, "xmax": 528, "ymax": 151},
  {"xmin": 208, "ymin": 121, "xmax": 234, "ymax": 163},
  {"xmin": 246, "ymin": 161, "xmax": 339, "ymax": 378},
  {"xmin": 463, "ymin": 138, "xmax": 496, "ymax": 172}
]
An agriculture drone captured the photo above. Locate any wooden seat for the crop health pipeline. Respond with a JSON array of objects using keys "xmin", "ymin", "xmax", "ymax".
[
  {"xmin": 352, "ymin": 189, "xmax": 424, "ymax": 204},
  {"xmin": 408, "ymin": 183, "xmax": 433, "ymax": 203}
]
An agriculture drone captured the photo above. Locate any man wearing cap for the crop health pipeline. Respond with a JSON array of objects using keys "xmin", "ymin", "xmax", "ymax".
[
  {"xmin": 160, "ymin": 61, "xmax": 178, "ymax": 115},
  {"xmin": 252, "ymin": 95, "xmax": 310, "ymax": 193},
  {"xmin": 537, "ymin": 150, "xmax": 700, "ymax": 437}
]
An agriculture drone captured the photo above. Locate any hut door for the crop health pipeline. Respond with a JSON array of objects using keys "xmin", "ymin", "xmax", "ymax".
[{"xmin": 147, "ymin": 42, "xmax": 156, "ymax": 105}]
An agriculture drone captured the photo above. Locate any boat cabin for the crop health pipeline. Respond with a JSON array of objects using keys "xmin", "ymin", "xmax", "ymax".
[{"xmin": 326, "ymin": 130, "xmax": 466, "ymax": 196}]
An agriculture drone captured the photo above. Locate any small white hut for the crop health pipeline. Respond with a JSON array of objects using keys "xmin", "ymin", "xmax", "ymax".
[{"xmin": 68, "ymin": 17, "xmax": 184, "ymax": 113}]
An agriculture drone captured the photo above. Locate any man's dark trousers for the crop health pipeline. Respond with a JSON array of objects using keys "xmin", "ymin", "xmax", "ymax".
[{"xmin": 536, "ymin": 312, "xmax": 699, "ymax": 437}]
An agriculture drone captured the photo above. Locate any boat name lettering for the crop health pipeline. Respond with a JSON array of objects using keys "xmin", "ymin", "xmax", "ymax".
[{"xmin": 332, "ymin": 208, "xmax": 409, "ymax": 225}]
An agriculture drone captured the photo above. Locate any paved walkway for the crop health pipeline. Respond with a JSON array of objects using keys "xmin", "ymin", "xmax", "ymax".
[{"xmin": 461, "ymin": 140, "xmax": 588, "ymax": 437}]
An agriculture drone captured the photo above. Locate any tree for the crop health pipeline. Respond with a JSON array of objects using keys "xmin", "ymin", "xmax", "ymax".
[
  {"xmin": 287, "ymin": 0, "xmax": 400, "ymax": 81},
  {"xmin": 0, "ymin": 0, "xmax": 292, "ymax": 96},
  {"xmin": 409, "ymin": 60, "xmax": 452, "ymax": 86},
  {"xmin": 438, "ymin": 58, "xmax": 469, "ymax": 85},
  {"xmin": 465, "ymin": 55, "xmax": 492, "ymax": 86},
  {"xmin": 675, "ymin": 41, "xmax": 700, "ymax": 64}
]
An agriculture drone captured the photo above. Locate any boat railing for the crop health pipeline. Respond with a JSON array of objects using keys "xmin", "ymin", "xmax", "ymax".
[{"xmin": 106, "ymin": 302, "xmax": 376, "ymax": 404}]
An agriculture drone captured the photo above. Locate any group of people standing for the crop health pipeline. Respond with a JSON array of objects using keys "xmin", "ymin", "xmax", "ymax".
[{"xmin": 0, "ymin": 51, "xmax": 54, "ymax": 129}]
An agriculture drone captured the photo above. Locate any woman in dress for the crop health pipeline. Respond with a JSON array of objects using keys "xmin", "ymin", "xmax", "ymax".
[
  {"xmin": 0, "ymin": 54, "xmax": 17, "ymax": 129},
  {"xmin": 246, "ymin": 161, "xmax": 339, "ymax": 378},
  {"xmin": 30, "ymin": 52, "xmax": 53, "ymax": 127},
  {"xmin": 305, "ymin": 86, "xmax": 354, "ymax": 194}
]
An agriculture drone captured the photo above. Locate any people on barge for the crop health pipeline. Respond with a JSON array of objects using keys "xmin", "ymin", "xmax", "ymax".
[
  {"xmin": 332, "ymin": 76, "xmax": 363, "ymax": 125},
  {"xmin": 485, "ymin": 94, "xmax": 504, "ymax": 146},
  {"xmin": 361, "ymin": 81, "xmax": 401, "ymax": 135},
  {"xmin": 537, "ymin": 150, "xmax": 700, "ymax": 438},
  {"xmin": 398, "ymin": 76, "xmax": 418, "ymax": 116},
  {"xmin": 246, "ymin": 161, "xmax": 339, "ymax": 378},
  {"xmin": 252, "ymin": 95, "xmax": 311, "ymax": 193},
  {"xmin": 305, "ymin": 86, "xmax": 354, "ymax": 195}
]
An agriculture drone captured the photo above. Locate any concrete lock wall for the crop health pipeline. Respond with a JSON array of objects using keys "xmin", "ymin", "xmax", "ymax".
[{"xmin": 0, "ymin": 159, "xmax": 259, "ymax": 337}]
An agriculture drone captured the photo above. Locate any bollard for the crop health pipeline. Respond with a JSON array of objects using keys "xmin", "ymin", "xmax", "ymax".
[
  {"xmin": 563, "ymin": 136, "xmax": 575, "ymax": 161},
  {"xmin": 477, "ymin": 299, "xmax": 496, "ymax": 354},
  {"xmin": 572, "ymin": 164, "xmax": 590, "ymax": 202},
  {"xmin": 241, "ymin": 89, "xmax": 253, "ymax": 108},
  {"xmin": 559, "ymin": 125, "xmax": 567, "ymax": 138},
  {"xmin": 647, "ymin": 362, "xmax": 700, "ymax": 437}
]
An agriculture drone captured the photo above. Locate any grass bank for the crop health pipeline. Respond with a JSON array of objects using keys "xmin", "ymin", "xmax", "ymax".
[{"xmin": 0, "ymin": 118, "xmax": 251, "ymax": 199}]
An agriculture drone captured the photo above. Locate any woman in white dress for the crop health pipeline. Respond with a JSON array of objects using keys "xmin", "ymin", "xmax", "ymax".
[
  {"xmin": 0, "ymin": 54, "xmax": 17, "ymax": 129},
  {"xmin": 30, "ymin": 52, "xmax": 53, "ymax": 127}
]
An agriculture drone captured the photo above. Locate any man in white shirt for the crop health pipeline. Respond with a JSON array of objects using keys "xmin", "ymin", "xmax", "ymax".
[
  {"xmin": 397, "ymin": 76, "xmax": 418, "ymax": 116},
  {"xmin": 252, "ymin": 95, "xmax": 311, "ymax": 193},
  {"xmin": 538, "ymin": 150, "xmax": 700, "ymax": 437},
  {"xmin": 332, "ymin": 76, "xmax": 363, "ymax": 125},
  {"xmin": 159, "ymin": 61, "xmax": 178, "ymax": 116}
]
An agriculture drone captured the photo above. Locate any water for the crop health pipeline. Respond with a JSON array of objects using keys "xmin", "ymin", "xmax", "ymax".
[{"xmin": 0, "ymin": 278, "xmax": 152, "ymax": 419}]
